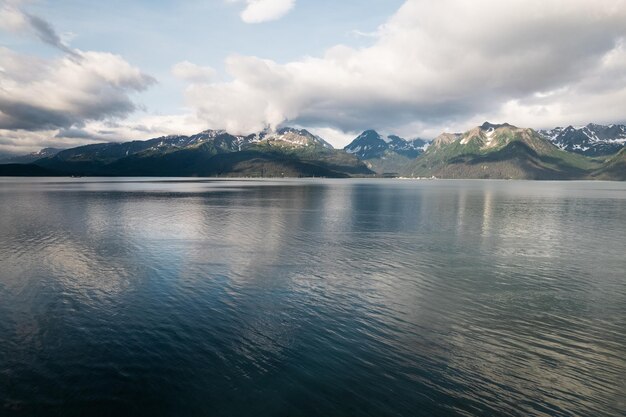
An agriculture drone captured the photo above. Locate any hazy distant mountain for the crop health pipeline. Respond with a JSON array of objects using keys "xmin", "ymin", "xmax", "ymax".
[
  {"xmin": 402, "ymin": 122, "xmax": 602, "ymax": 179},
  {"xmin": 538, "ymin": 124, "xmax": 626, "ymax": 156},
  {"xmin": 344, "ymin": 130, "xmax": 429, "ymax": 159},
  {"xmin": 31, "ymin": 127, "xmax": 372, "ymax": 178},
  {"xmin": 0, "ymin": 148, "xmax": 64, "ymax": 164},
  {"xmin": 344, "ymin": 130, "xmax": 429, "ymax": 174},
  {"xmin": 387, "ymin": 135, "xmax": 430, "ymax": 158}
]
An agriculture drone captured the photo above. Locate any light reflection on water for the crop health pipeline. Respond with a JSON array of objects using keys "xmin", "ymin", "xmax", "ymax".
[{"xmin": 0, "ymin": 178, "xmax": 625, "ymax": 416}]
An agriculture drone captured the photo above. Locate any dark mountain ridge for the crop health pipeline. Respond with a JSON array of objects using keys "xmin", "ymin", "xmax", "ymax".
[{"xmin": 30, "ymin": 128, "xmax": 372, "ymax": 178}]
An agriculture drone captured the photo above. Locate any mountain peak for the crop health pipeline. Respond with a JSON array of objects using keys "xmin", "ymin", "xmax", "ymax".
[
  {"xmin": 256, "ymin": 126, "xmax": 333, "ymax": 149},
  {"xmin": 480, "ymin": 122, "xmax": 514, "ymax": 131},
  {"xmin": 345, "ymin": 130, "xmax": 429, "ymax": 161},
  {"xmin": 344, "ymin": 130, "xmax": 387, "ymax": 159},
  {"xmin": 197, "ymin": 129, "xmax": 229, "ymax": 138},
  {"xmin": 357, "ymin": 130, "xmax": 382, "ymax": 139},
  {"xmin": 277, "ymin": 127, "xmax": 310, "ymax": 136}
]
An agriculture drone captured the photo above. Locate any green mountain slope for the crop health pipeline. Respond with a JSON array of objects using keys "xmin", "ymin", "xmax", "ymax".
[
  {"xmin": 361, "ymin": 151, "xmax": 414, "ymax": 176},
  {"xmin": 589, "ymin": 148, "xmax": 626, "ymax": 180},
  {"xmin": 402, "ymin": 123, "xmax": 603, "ymax": 179}
]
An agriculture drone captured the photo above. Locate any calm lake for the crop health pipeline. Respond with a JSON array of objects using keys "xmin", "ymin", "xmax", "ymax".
[{"xmin": 1, "ymin": 178, "xmax": 625, "ymax": 416}]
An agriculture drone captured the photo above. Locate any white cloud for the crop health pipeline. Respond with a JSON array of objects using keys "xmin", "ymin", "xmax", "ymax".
[
  {"xmin": 230, "ymin": 0, "xmax": 295, "ymax": 24},
  {"xmin": 0, "ymin": 0, "xmax": 27, "ymax": 33},
  {"xmin": 0, "ymin": 0, "xmax": 77, "ymax": 55},
  {"xmin": 81, "ymin": 113, "xmax": 209, "ymax": 141},
  {"xmin": 3, "ymin": 0, "xmax": 626, "ymax": 153},
  {"xmin": 0, "ymin": 113, "xmax": 209, "ymax": 154},
  {"xmin": 0, "ymin": 47, "xmax": 155, "ymax": 131},
  {"xmin": 0, "ymin": 2, "xmax": 156, "ymax": 147},
  {"xmin": 0, "ymin": 2, "xmax": 186, "ymax": 154},
  {"xmin": 171, "ymin": 61, "xmax": 216, "ymax": 83},
  {"xmin": 304, "ymin": 126, "xmax": 360, "ymax": 148},
  {"xmin": 183, "ymin": 0, "xmax": 626, "ymax": 145}
]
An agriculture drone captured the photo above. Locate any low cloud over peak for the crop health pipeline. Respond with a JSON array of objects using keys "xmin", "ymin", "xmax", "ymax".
[{"xmin": 182, "ymin": 0, "xmax": 626, "ymax": 140}]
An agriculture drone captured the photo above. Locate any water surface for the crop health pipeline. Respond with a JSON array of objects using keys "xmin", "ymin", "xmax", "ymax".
[{"xmin": 1, "ymin": 178, "xmax": 625, "ymax": 416}]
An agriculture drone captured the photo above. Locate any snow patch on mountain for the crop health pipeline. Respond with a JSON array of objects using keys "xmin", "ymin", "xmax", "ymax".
[
  {"xmin": 344, "ymin": 130, "xmax": 430, "ymax": 159},
  {"xmin": 539, "ymin": 123, "xmax": 626, "ymax": 156}
]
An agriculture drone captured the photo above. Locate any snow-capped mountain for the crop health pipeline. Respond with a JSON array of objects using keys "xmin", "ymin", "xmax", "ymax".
[
  {"xmin": 344, "ymin": 130, "xmax": 429, "ymax": 159},
  {"xmin": 22, "ymin": 126, "xmax": 373, "ymax": 178},
  {"xmin": 344, "ymin": 130, "xmax": 388, "ymax": 159},
  {"xmin": 387, "ymin": 135, "xmax": 430, "ymax": 158},
  {"xmin": 46, "ymin": 130, "xmax": 247, "ymax": 162},
  {"xmin": 250, "ymin": 127, "xmax": 333, "ymax": 149},
  {"xmin": 539, "ymin": 123, "xmax": 626, "ymax": 156},
  {"xmin": 405, "ymin": 122, "xmax": 598, "ymax": 179},
  {"xmin": 37, "ymin": 127, "xmax": 333, "ymax": 163}
]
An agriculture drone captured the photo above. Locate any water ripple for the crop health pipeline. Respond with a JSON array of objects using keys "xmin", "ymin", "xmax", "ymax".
[{"xmin": 0, "ymin": 178, "xmax": 625, "ymax": 416}]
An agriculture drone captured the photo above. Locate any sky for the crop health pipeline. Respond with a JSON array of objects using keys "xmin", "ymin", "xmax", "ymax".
[{"xmin": 1, "ymin": 0, "xmax": 626, "ymax": 153}]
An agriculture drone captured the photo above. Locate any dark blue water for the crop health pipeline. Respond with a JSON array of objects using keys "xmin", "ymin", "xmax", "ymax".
[{"xmin": 1, "ymin": 178, "xmax": 625, "ymax": 416}]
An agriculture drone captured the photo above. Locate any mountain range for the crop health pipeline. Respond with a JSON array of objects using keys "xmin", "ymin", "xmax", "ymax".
[
  {"xmin": 0, "ymin": 123, "xmax": 624, "ymax": 180},
  {"xmin": 403, "ymin": 122, "xmax": 608, "ymax": 180},
  {"xmin": 14, "ymin": 128, "xmax": 371, "ymax": 178},
  {"xmin": 0, "ymin": 148, "xmax": 65, "ymax": 164},
  {"xmin": 538, "ymin": 124, "xmax": 626, "ymax": 156},
  {"xmin": 343, "ymin": 130, "xmax": 429, "ymax": 175}
]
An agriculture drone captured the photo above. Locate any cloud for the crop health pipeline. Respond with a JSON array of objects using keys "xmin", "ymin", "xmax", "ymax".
[
  {"xmin": 0, "ymin": 0, "xmax": 27, "ymax": 32},
  {"xmin": 0, "ymin": 0, "xmax": 77, "ymax": 55},
  {"xmin": 229, "ymin": 0, "xmax": 295, "ymax": 23},
  {"xmin": 0, "ymin": 47, "xmax": 155, "ymax": 131},
  {"xmin": 183, "ymin": 0, "xmax": 626, "ymax": 142},
  {"xmin": 23, "ymin": 12, "xmax": 77, "ymax": 56},
  {"xmin": 172, "ymin": 61, "xmax": 216, "ymax": 83},
  {"xmin": 0, "ymin": 113, "xmax": 209, "ymax": 155},
  {"xmin": 3, "ymin": 0, "xmax": 626, "ymax": 153},
  {"xmin": 0, "ymin": 1, "xmax": 156, "ymax": 148}
]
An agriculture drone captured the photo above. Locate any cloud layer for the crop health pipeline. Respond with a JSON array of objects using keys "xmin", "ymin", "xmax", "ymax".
[{"xmin": 184, "ymin": 0, "xmax": 626, "ymax": 139}]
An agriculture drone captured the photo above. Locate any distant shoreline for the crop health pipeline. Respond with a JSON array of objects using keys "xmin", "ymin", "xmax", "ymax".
[{"xmin": 0, "ymin": 169, "xmax": 624, "ymax": 182}]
